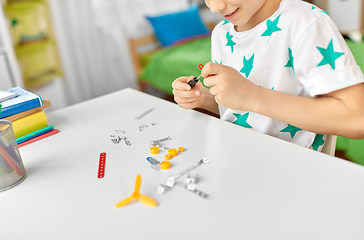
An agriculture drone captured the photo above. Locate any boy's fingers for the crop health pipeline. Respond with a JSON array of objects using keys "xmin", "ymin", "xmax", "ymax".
[
  {"xmin": 172, "ymin": 76, "xmax": 195, "ymax": 90},
  {"xmin": 173, "ymin": 88, "xmax": 201, "ymax": 99},
  {"xmin": 201, "ymin": 62, "xmax": 222, "ymax": 78}
]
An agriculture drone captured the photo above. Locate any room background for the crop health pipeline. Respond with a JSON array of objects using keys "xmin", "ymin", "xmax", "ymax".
[{"xmin": 0, "ymin": 0, "xmax": 220, "ymax": 111}]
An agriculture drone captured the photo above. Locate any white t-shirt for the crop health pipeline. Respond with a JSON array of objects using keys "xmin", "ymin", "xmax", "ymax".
[{"xmin": 211, "ymin": 0, "xmax": 364, "ymax": 151}]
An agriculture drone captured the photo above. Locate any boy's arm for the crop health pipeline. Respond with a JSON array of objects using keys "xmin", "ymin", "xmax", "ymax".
[
  {"xmin": 202, "ymin": 62, "xmax": 364, "ymax": 139},
  {"xmin": 254, "ymin": 83, "xmax": 364, "ymax": 139}
]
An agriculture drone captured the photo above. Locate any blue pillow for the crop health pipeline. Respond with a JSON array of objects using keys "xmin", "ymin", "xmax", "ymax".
[{"xmin": 146, "ymin": 5, "xmax": 210, "ymax": 47}]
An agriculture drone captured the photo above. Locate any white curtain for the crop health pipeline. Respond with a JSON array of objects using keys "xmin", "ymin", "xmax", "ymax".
[{"xmin": 47, "ymin": 0, "xmax": 190, "ymax": 106}]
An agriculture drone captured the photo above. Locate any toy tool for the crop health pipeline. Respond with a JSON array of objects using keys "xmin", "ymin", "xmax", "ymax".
[
  {"xmin": 187, "ymin": 75, "xmax": 202, "ymax": 88},
  {"xmin": 166, "ymin": 158, "xmax": 210, "ymax": 187},
  {"xmin": 187, "ymin": 64, "xmax": 204, "ymax": 88},
  {"xmin": 115, "ymin": 175, "xmax": 157, "ymax": 208}
]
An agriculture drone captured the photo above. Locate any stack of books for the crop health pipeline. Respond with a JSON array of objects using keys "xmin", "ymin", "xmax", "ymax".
[{"xmin": 0, "ymin": 86, "xmax": 59, "ymax": 147}]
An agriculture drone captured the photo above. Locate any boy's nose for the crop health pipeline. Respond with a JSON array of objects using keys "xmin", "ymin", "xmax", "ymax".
[{"xmin": 206, "ymin": 0, "xmax": 226, "ymax": 13}]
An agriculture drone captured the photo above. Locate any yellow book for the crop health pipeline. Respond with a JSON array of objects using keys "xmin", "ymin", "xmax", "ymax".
[{"xmin": 12, "ymin": 110, "xmax": 48, "ymax": 138}]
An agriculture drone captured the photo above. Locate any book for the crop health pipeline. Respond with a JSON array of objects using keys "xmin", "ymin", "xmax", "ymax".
[
  {"xmin": 0, "ymin": 86, "xmax": 43, "ymax": 119},
  {"xmin": 18, "ymin": 129, "xmax": 59, "ymax": 148},
  {"xmin": 12, "ymin": 110, "xmax": 48, "ymax": 138},
  {"xmin": 4, "ymin": 100, "xmax": 51, "ymax": 122},
  {"xmin": 0, "ymin": 91, "xmax": 18, "ymax": 102},
  {"xmin": 16, "ymin": 125, "xmax": 54, "ymax": 144}
]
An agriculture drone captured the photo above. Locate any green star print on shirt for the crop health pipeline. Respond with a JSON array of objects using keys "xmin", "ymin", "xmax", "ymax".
[
  {"xmin": 280, "ymin": 124, "xmax": 302, "ymax": 138},
  {"xmin": 240, "ymin": 54, "xmax": 255, "ymax": 78},
  {"xmin": 311, "ymin": 134, "xmax": 325, "ymax": 151},
  {"xmin": 317, "ymin": 39, "xmax": 344, "ymax": 69},
  {"xmin": 261, "ymin": 14, "xmax": 282, "ymax": 37},
  {"xmin": 284, "ymin": 48, "xmax": 295, "ymax": 74},
  {"xmin": 233, "ymin": 113, "xmax": 252, "ymax": 128},
  {"xmin": 226, "ymin": 32, "xmax": 236, "ymax": 53}
]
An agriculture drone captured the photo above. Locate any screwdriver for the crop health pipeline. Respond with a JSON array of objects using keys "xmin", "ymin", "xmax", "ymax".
[{"xmin": 187, "ymin": 74, "xmax": 202, "ymax": 88}]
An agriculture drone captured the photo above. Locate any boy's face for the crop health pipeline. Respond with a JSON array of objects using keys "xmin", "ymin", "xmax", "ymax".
[{"xmin": 205, "ymin": 0, "xmax": 281, "ymax": 32}]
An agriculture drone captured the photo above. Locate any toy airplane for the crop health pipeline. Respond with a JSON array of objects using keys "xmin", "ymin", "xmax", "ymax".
[{"xmin": 115, "ymin": 175, "xmax": 157, "ymax": 208}]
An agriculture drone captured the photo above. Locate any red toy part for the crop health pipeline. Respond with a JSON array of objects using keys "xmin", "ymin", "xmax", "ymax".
[
  {"xmin": 98, "ymin": 152, "xmax": 106, "ymax": 178},
  {"xmin": 197, "ymin": 63, "xmax": 215, "ymax": 77}
]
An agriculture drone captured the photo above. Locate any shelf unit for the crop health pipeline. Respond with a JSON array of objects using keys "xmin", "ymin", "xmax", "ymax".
[{"xmin": 2, "ymin": 0, "xmax": 62, "ymax": 87}]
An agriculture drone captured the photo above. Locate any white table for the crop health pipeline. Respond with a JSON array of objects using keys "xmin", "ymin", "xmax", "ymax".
[{"xmin": 1, "ymin": 88, "xmax": 364, "ymax": 240}]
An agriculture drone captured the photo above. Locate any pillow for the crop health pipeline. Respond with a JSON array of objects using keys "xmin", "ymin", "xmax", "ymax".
[{"xmin": 146, "ymin": 5, "xmax": 210, "ymax": 47}]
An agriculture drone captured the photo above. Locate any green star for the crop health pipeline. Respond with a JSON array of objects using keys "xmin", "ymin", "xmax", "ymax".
[
  {"xmin": 215, "ymin": 60, "xmax": 222, "ymax": 64},
  {"xmin": 312, "ymin": 6, "xmax": 328, "ymax": 15},
  {"xmin": 311, "ymin": 134, "xmax": 325, "ymax": 151},
  {"xmin": 226, "ymin": 32, "xmax": 236, "ymax": 53},
  {"xmin": 239, "ymin": 54, "xmax": 254, "ymax": 78},
  {"xmin": 284, "ymin": 48, "xmax": 295, "ymax": 74},
  {"xmin": 233, "ymin": 113, "xmax": 252, "ymax": 128},
  {"xmin": 223, "ymin": 19, "xmax": 230, "ymax": 25},
  {"xmin": 317, "ymin": 39, "xmax": 344, "ymax": 69},
  {"xmin": 261, "ymin": 14, "xmax": 281, "ymax": 37},
  {"xmin": 258, "ymin": 85, "xmax": 274, "ymax": 90},
  {"xmin": 280, "ymin": 124, "xmax": 302, "ymax": 138}
]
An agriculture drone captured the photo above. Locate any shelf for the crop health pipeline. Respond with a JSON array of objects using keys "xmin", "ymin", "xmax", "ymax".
[
  {"xmin": 3, "ymin": 0, "xmax": 63, "ymax": 87},
  {"xmin": 4, "ymin": 0, "xmax": 46, "ymax": 10}
]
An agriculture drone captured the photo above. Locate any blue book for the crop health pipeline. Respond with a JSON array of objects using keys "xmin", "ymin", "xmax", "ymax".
[{"xmin": 0, "ymin": 87, "xmax": 43, "ymax": 119}]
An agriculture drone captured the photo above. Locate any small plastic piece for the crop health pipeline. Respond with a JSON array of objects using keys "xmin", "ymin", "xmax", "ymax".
[
  {"xmin": 146, "ymin": 157, "xmax": 159, "ymax": 165},
  {"xmin": 186, "ymin": 173, "xmax": 199, "ymax": 184},
  {"xmin": 160, "ymin": 161, "xmax": 171, "ymax": 170},
  {"xmin": 168, "ymin": 148, "xmax": 178, "ymax": 157},
  {"xmin": 157, "ymin": 184, "xmax": 169, "ymax": 194},
  {"xmin": 164, "ymin": 154, "xmax": 172, "ymax": 160},
  {"xmin": 146, "ymin": 157, "xmax": 161, "ymax": 171},
  {"xmin": 98, "ymin": 152, "xmax": 106, "ymax": 178},
  {"xmin": 178, "ymin": 147, "xmax": 185, "ymax": 153},
  {"xmin": 150, "ymin": 146, "xmax": 159, "ymax": 155},
  {"xmin": 115, "ymin": 175, "xmax": 158, "ymax": 208}
]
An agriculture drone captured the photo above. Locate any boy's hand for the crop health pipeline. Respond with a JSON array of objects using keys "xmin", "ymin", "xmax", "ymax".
[
  {"xmin": 172, "ymin": 76, "xmax": 205, "ymax": 109},
  {"xmin": 202, "ymin": 62, "xmax": 260, "ymax": 112}
]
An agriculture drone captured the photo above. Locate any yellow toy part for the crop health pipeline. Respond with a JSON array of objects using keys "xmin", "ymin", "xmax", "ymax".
[
  {"xmin": 150, "ymin": 146, "xmax": 159, "ymax": 155},
  {"xmin": 115, "ymin": 175, "xmax": 157, "ymax": 208},
  {"xmin": 160, "ymin": 161, "xmax": 171, "ymax": 170},
  {"xmin": 168, "ymin": 148, "xmax": 178, "ymax": 157}
]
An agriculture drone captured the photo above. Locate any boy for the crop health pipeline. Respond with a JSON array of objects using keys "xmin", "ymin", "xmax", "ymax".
[{"xmin": 172, "ymin": 0, "xmax": 364, "ymax": 151}]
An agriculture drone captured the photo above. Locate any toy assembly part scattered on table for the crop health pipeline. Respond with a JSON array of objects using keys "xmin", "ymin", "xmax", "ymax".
[
  {"xmin": 146, "ymin": 157, "xmax": 161, "ymax": 171},
  {"xmin": 166, "ymin": 158, "xmax": 210, "ymax": 187},
  {"xmin": 115, "ymin": 175, "xmax": 157, "ymax": 208},
  {"xmin": 98, "ymin": 152, "xmax": 106, "ymax": 179},
  {"xmin": 150, "ymin": 146, "xmax": 159, "ymax": 155},
  {"xmin": 168, "ymin": 148, "xmax": 178, "ymax": 157},
  {"xmin": 160, "ymin": 161, "xmax": 171, "ymax": 170},
  {"xmin": 151, "ymin": 136, "xmax": 171, "ymax": 147},
  {"xmin": 135, "ymin": 108, "xmax": 154, "ymax": 120}
]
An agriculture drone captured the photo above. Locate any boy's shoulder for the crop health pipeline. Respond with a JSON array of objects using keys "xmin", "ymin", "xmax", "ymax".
[
  {"xmin": 280, "ymin": 0, "xmax": 328, "ymax": 26},
  {"xmin": 214, "ymin": 0, "xmax": 328, "ymax": 32}
]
